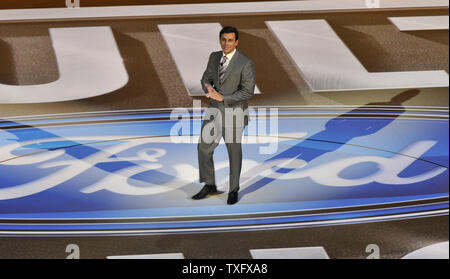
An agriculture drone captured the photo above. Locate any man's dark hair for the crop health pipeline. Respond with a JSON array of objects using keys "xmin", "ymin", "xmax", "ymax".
[{"xmin": 220, "ymin": 26, "xmax": 239, "ymax": 41}]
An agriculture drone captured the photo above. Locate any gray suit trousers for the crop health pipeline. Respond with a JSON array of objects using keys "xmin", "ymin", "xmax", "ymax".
[{"xmin": 197, "ymin": 106, "xmax": 245, "ymax": 193}]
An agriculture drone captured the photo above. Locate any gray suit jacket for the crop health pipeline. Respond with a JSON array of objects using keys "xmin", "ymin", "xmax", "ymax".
[{"xmin": 201, "ymin": 50, "xmax": 256, "ymax": 127}]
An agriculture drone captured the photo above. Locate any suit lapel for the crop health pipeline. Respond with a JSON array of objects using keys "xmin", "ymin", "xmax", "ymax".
[{"xmin": 215, "ymin": 52, "xmax": 222, "ymax": 86}]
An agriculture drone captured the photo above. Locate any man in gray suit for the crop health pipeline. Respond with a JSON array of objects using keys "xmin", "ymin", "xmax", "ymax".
[{"xmin": 192, "ymin": 26, "xmax": 256, "ymax": 205}]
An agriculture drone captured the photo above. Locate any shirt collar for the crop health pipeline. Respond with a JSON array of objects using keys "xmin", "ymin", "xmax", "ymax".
[{"xmin": 222, "ymin": 48, "xmax": 237, "ymax": 62}]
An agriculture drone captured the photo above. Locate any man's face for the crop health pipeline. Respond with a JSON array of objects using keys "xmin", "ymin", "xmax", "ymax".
[{"xmin": 220, "ymin": 32, "xmax": 238, "ymax": 55}]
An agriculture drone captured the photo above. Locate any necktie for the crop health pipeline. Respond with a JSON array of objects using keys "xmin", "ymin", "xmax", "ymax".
[{"xmin": 219, "ymin": 55, "xmax": 228, "ymax": 84}]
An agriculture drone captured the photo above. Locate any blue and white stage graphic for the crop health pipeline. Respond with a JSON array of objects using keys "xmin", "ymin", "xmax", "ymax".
[{"xmin": 0, "ymin": 106, "xmax": 448, "ymax": 235}]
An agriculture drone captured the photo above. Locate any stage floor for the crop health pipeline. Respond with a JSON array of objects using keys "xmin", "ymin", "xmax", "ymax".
[{"xmin": 0, "ymin": 106, "xmax": 447, "ymax": 258}]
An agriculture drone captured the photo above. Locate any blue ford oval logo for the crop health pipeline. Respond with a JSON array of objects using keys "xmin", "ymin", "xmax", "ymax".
[{"xmin": 0, "ymin": 107, "xmax": 448, "ymax": 235}]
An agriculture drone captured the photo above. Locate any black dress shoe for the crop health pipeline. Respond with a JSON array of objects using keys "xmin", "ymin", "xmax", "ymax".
[
  {"xmin": 227, "ymin": 192, "xmax": 238, "ymax": 205},
  {"xmin": 192, "ymin": 184, "xmax": 219, "ymax": 200}
]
